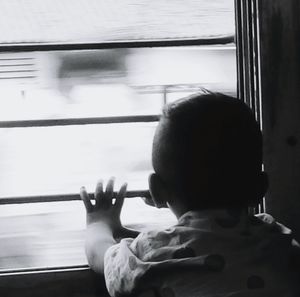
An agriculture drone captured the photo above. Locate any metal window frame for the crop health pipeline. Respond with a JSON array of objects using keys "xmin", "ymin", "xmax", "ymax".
[
  {"xmin": 0, "ymin": 36, "xmax": 234, "ymax": 52},
  {"xmin": 0, "ymin": 190, "xmax": 151, "ymax": 205},
  {"xmin": 0, "ymin": 265, "xmax": 108, "ymax": 297},
  {"xmin": 0, "ymin": 9, "xmax": 241, "ymax": 297},
  {"xmin": 0, "ymin": 39, "xmax": 234, "ymax": 205},
  {"xmin": 235, "ymin": 0, "xmax": 261, "ymax": 125},
  {"xmin": 235, "ymin": 0, "xmax": 264, "ymax": 213},
  {"xmin": 0, "ymin": 115, "xmax": 160, "ymax": 129}
]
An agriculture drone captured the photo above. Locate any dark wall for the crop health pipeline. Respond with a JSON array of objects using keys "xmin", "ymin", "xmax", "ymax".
[{"xmin": 260, "ymin": 0, "xmax": 300, "ymax": 241}]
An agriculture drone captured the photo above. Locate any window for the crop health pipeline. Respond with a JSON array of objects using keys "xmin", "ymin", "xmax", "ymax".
[{"xmin": 0, "ymin": 0, "xmax": 236, "ymax": 291}]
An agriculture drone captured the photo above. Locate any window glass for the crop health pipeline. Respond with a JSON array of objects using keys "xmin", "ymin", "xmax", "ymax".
[
  {"xmin": 0, "ymin": 0, "xmax": 236, "ymax": 270},
  {"xmin": 0, "ymin": 123, "xmax": 156, "ymax": 198},
  {"xmin": 0, "ymin": 46, "xmax": 236, "ymax": 121},
  {"xmin": 0, "ymin": 199, "xmax": 176, "ymax": 271}
]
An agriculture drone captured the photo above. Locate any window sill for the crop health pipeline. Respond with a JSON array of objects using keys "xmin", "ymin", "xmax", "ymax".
[{"xmin": 0, "ymin": 265, "xmax": 109, "ymax": 297}]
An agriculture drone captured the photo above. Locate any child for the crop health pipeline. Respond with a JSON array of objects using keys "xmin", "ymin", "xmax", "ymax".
[{"xmin": 80, "ymin": 92, "xmax": 300, "ymax": 297}]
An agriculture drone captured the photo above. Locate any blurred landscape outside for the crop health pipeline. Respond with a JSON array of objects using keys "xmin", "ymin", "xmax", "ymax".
[{"xmin": 0, "ymin": 0, "xmax": 236, "ymax": 271}]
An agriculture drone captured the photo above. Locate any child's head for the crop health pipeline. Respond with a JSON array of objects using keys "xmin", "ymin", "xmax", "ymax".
[{"xmin": 148, "ymin": 92, "xmax": 268, "ymax": 215}]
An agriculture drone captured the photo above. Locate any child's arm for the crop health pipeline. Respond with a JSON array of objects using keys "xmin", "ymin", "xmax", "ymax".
[{"xmin": 80, "ymin": 178, "xmax": 139, "ymax": 274}]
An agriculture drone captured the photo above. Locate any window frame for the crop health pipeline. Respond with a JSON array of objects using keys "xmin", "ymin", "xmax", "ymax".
[
  {"xmin": 0, "ymin": 5, "xmax": 242, "ymax": 297},
  {"xmin": 0, "ymin": 37, "xmax": 235, "ymax": 205},
  {"xmin": 0, "ymin": 37, "xmax": 234, "ymax": 52},
  {"xmin": 235, "ymin": 0, "xmax": 264, "ymax": 214},
  {"xmin": 0, "ymin": 266, "xmax": 108, "ymax": 297}
]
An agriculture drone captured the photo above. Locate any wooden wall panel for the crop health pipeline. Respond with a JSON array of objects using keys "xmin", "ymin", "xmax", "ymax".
[{"xmin": 259, "ymin": 0, "xmax": 300, "ymax": 241}]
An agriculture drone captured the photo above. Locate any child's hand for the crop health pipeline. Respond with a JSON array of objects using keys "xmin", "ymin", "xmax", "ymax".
[{"xmin": 80, "ymin": 177, "xmax": 127, "ymax": 234}]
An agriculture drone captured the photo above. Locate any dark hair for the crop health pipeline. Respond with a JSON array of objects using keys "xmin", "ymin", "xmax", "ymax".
[{"xmin": 152, "ymin": 92, "xmax": 263, "ymax": 209}]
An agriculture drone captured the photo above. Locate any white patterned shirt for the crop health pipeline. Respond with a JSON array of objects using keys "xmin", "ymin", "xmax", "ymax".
[{"xmin": 104, "ymin": 209, "xmax": 299, "ymax": 297}]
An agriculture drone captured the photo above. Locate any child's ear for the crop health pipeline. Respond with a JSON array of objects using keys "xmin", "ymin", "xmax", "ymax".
[
  {"xmin": 248, "ymin": 171, "xmax": 269, "ymax": 207},
  {"xmin": 148, "ymin": 173, "xmax": 168, "ymax": 208}
]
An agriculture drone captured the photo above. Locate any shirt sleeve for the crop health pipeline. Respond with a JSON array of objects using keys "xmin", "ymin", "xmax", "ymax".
[{"xmin": 104, "ymin": 237, "xmax": 151, "ymax": 297}]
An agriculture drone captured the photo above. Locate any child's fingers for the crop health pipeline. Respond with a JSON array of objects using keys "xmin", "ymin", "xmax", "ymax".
[
  {"xmin": 105, "ymin": 177, "xmax": 115, "ymax": 200},
  {"xmin": 80, "ymin": 186, "xmax": 93, "ymax": 213},
  {"xmin": 114, "ymin": 183, "xmax": 127, "ymax": 214},
  {"xmin": 95, "ymin": 180, "xmax": 104, "ymax": 207}
]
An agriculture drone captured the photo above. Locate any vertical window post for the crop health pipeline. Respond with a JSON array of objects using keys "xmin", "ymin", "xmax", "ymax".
[
  {"xmin": 258, "ymin": 0, "xmax": 300, "ymax": 241},
  {"xmin": 235, "ymin": 0, "xmax": 263, "ymax": 213},
  {"xmin": 235, "ymin": 0, "xmax": 261, "ymax": 124}
]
